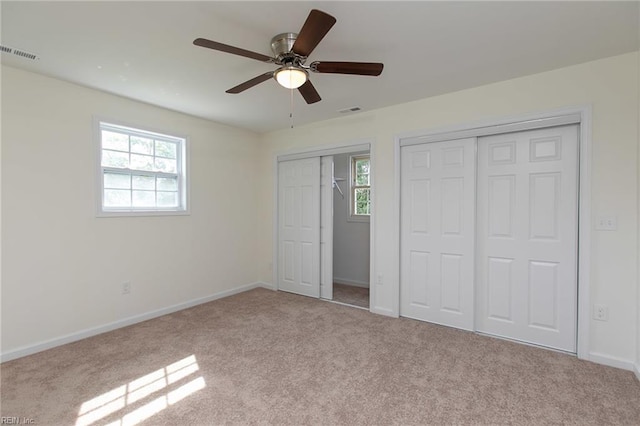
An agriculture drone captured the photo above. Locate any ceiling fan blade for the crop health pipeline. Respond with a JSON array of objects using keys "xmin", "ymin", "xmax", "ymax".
[
  {"xmin": 193, "ymin": 38, "xmax": 273, "ymax": 63},
  {"xmin": 226, "ymin": 72, "xmax": 274, "ymax": 94},
  {"xmin": 298, "ymin": 80, "xmax": 321, "ymax": 104},
  {"xmin": 291, "ymin": 9, "xmax": 336, "ymax": 57},
  {"xmin": 311, "ymin": 61, "xmax": 384, "ymax": 76}
]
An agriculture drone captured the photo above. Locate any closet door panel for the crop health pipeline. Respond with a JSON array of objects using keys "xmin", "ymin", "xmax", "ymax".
[
  {"xmin": 320, "ymin": 156, "xmax": 333, "ymax": 300},
  {"xmin": 400, "ymin": 138, "xmax": 475, "ymax": 330},
  {"xmin": 278, "ymin": 157, "xmax": 321, "ymax": 298},
  {"xmin": 476, "ymin": 125, "xmax": 578, "ymax": 352}
]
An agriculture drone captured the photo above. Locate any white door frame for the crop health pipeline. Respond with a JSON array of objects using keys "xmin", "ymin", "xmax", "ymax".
[
  {"xmin": 273, "ymin": 140, "xmax": 374, "ymax": 308},
  {"xmin": 395, "ymin": 106, "xmax": 592, "ymax": 360}
]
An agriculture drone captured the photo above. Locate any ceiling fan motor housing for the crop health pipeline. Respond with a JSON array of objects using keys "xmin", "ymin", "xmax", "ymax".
[{"xmin": 271, "ymin": 32, "xmax": 300, "ymax": 63}]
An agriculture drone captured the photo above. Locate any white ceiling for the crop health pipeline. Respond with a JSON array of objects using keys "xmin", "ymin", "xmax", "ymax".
[{"xmin": 2, "ymin": 1, "xmax": 638, "ymax": 133}]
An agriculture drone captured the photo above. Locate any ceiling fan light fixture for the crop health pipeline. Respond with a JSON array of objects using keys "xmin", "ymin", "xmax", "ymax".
[{"xmin": 275, "ymin": 66, "xmax": 308, "ymax": 89}]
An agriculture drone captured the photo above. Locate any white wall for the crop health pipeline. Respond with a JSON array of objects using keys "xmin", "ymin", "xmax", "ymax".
[
  {"xmin": 258, "ymin": 52, "xmax": 639, "ymax": 369},
  {"xmin": 332, "ymin": 152, "xmax": 370, "ymax": 287},
  {"xmin": 1, "ymin": 66, "xmax": 263, "ymax": 358}
]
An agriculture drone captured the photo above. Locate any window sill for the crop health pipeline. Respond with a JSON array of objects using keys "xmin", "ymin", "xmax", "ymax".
[
  {"xmin": 97, "ymin": 209, "xmax": 190, "ymax": 218},
  {"xmin": 347, "ymin": 215, "xmax": 370, "ymax": 223}
]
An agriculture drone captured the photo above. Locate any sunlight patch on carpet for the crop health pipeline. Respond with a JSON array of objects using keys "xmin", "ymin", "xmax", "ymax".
[{"xmin": 76, "ymin": 355, "xmax": 205, "ymax": 426}]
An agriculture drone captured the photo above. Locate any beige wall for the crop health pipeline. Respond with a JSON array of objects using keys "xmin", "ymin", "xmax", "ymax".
[
  {"xmin": 2, "ymin": 52, "xmax": 639, "ymax": 370},
  {"xmin": 259, "ymin": 52, "xmax": 639, "ymax": 367},
  {"xmin": 1, "ymin": 66, "xmax": 262, "ymax": 356},
  {"xmin": 637, "ymin": 7, "xmax": 640, "ymax": 379}
]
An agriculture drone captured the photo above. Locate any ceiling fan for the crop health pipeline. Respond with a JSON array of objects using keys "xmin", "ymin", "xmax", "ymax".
[{"xmin": 193, "ymin": 9, "xmax": 384, "ymax": 104}]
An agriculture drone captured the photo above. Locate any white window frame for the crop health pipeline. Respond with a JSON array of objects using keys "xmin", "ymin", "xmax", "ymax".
[
  {"xmin": 348, "ymin": 154, "xmax": 371, "ymax": 222},
  {"xmin": 95, "ymin": 118, "xmax": 189, "ymax": 217}
]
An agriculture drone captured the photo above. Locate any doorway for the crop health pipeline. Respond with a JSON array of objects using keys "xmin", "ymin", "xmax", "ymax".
[
  {"xmin": 331, "ymin": 151, "xmax": 370, "ymax": 309},
  {"xmin": 275, "ymin": 142, "xmax": 373, "ymax": 311}
]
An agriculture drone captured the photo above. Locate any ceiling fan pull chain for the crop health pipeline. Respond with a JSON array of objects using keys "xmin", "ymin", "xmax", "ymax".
[{"xmin": 290, "ymin": 87, "xmax": 295, "ymax": 128}]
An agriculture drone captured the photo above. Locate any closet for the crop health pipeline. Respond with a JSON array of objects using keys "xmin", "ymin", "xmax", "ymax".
[
  {"xmin": 276, "ymin": 144, "xmax": 371, "ymax": 308},
  {"xmin": 400, "ymin": 124, "xmax": 579, "ymax": 353}
]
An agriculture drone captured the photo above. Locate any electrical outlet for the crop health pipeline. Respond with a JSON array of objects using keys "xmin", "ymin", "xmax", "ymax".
[
  {"xmin": 122, "ymin": 282, "xmax": 131, "ymax": 295},
  {"xmin": 376, "ymin": 274, "xmax": 383, "ymax": 285},
  {"xmin": 593, "ymin": 304, "xmax": 608, "ymax": 321},
  {"xmin": 595, "ymin": 216, "xmax": 617, "ymax": 231}
]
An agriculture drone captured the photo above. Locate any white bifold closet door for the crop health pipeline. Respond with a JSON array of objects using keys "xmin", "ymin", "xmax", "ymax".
[
  {"xmin": 278, "ymin": 157, "xmax": 321, "ymax": 298},
  {"xmin": 476, "ymin": 125, "xmax": 578, "ymax": 352},
  {"xmin": 400, "ymin": 138, "xmax": 476, "ymax": 330}
]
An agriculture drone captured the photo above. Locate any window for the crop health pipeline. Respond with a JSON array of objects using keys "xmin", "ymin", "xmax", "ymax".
[
  {"xmin": 97, "ymin": 120, "xmax": 187, "ymax": 216},
  {"xmin": 350, "ymin": 154, "xmax": 370, "ymax": 219}
]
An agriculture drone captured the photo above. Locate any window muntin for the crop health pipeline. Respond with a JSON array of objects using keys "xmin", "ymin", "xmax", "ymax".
[
  {"xmin": 98, "ymin": 122, "xmax": 187, "ymax": 215},
  {"xmin": 350, "ymin": 155, "xmax": 371, "ymax": 218}
]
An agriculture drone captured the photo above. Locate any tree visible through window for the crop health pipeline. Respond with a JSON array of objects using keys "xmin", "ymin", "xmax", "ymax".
[
  {"xmin": 351, "ymin": 155, "xmax": 370, "ymax": 217},
  {"xmin": 98, "ymin": 121, "xmax": 187, "ymax": 215}
]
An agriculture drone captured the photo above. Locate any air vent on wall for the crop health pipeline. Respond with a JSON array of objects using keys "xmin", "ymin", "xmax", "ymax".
[
  {"xmin": 338, "ymin": 106, "xmax": 362, "ymax": 114},
  {"xmin": 0, "ymin": 44, "xmax": 39, "ymax": 61}
]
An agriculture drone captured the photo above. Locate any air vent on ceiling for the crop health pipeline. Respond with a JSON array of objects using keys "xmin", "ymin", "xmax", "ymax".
[
  {"xmin": 338, "ymin": 106, "xmax": 362, "ymax": 114},
  {"xmin": 0, "ymin": 45, "xmax": 39, "ymax": 61}
]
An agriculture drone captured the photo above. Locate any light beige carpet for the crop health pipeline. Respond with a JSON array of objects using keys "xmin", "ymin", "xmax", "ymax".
[
  {"xmin": 332, "ymin": 283, "xmax": 369, "ymax": 308},
  {"xmin": 2, "ymin": 288, "xmax": 640, "ymax": 425}
]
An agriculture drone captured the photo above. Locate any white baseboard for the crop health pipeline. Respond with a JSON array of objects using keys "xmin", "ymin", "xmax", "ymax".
[
  {"xmin": 588, "ymin": 352, "xmax": 636, "ymax": 372},
  {"xmin": 333, "ymin": 277, "xmax": 370, "ymax": 288},
  {"xmin": 634, "ymin": 363, "xmax": 640, "ymax": 382},
  {"xmin": 1, "ymin": 282, "xmax": 271, "ymax": 363},
  {"xmin": 258, "ymin": 281, "xmax": 276, "ymax": 291}
]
